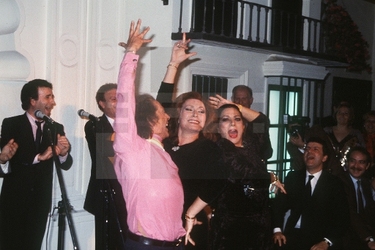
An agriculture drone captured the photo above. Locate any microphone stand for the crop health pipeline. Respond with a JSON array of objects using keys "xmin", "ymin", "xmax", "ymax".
[{"xmin": 46, "ymin": 127, "xmax": 79, "ymax": 250}]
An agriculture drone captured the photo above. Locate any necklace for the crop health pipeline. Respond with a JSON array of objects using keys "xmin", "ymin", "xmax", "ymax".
[{"xmin": 171, "ymin": 145, "xmax": 180, "ymax": 151}]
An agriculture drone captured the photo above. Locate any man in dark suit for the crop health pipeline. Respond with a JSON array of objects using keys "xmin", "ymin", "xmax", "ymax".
[
  {"xmin": 273, "ymin": 137, "xmax": 349, "ymax": 250},
  {"xmin": 83, "ymin": 83, "xmax": 127, "ymax": 249},
  {"xmin": 0, "ymin": 79, "xmax": 73, "ymax": 250},
  {"xmin": 338, "ymin": 146, "xmax": 375, "ymax": 250}
]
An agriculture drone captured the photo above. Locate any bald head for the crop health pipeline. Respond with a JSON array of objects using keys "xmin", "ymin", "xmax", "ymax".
[{"xmin": 231, "ymin": 85, "xmax": 253, "ymax": 108}]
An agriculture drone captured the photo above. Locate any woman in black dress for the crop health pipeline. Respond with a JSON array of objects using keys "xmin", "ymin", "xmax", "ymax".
[
  {"xmin": 156, "ymin": 35, "xmax": 226, "ymax": 250},
  {"xmin": 185, "ymin": 104, "xmax": 282, "ymax": 249}
]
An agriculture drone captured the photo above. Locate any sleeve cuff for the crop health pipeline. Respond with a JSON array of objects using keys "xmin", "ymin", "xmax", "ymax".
[
  {"xmin": 324, "ymin": 237, "xmax": 332, "ymax": 246},
  {"xmin": 0, "ymin": 161, "xmax": 10, "ymax": 174},
  {"xmin": 59, "ymin": 153, "xmax": 68, "ymax": 164}
]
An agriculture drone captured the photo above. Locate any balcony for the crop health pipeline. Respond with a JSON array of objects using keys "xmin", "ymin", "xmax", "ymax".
[{"xmin": 171, "ymin": 0, "xmax": 348, "ymax": 67}]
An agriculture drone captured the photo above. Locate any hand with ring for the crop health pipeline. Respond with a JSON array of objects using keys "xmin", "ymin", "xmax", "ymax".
[
  {"xmin": 169, "ymin": 33, "xmax": 197, "ymax": 67},
  {"xmin": 208, "ymin": 94, "xmax": 232, "ymax": 109}
]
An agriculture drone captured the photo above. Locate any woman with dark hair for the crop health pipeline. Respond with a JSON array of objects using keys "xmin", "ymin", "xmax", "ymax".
[
  {"xmin": 323, "ymin": 102, "xmax": 365, "ymax": 174},
  {"xmin": 113, "ymin": 20, "xmax": 185, "ymax": 249},
  {"xmin": 185, "ymin": 104, "xmax": 281, "ymax": 249}
]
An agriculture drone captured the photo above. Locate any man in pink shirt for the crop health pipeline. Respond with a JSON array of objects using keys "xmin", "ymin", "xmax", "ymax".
[{"xmin": 113, "ymin": 19, "xmax": 186, "ymax": 249}]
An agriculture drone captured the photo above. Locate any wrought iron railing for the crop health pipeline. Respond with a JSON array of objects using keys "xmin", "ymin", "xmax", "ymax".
[{"xmin": 172, "ymin": 0, "xmax": 336, "ymax": 60}]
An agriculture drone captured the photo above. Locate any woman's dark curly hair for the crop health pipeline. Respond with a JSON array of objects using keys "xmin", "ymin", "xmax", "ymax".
[
  {"xmin": 135, "ymin": 94, "xmax": 158, "ymax": 139},
  {"xmin": 210, "ymin": 103, "xmax": 245, "ymax": 141}
]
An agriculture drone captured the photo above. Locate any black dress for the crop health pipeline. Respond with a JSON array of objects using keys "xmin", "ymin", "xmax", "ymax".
[
  {"xmin": 157, "ymin": 82, "xmax": 227, "ymax": 250},
  {"xmin": 209, "ymin": 138, "xmax": 273, "ymax": 250},
  {"xmin": 163, "ymin": 137, "xmax": 227, "ymax": 250}
]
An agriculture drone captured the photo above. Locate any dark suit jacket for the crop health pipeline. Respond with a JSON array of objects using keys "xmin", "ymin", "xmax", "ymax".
[
  {"xmin": 83, "ymin": 115, "xmax": 127, "ymax": 231},
  {"xmin": 339, "ymin": 172, "xmax": 375, "ymax": 249},
  {"xmin": 244, "ymin": 112, "xmax": 273, "ymax": 160},
  {"xmin": 0, "ymin": 113, "xmax": 73, "ymax": 250},
  {"xmin": 273, "ymin": 169, "xmax": 350, "ymax": 249}
]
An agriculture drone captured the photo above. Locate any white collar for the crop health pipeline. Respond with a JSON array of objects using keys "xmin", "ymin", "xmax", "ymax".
[{"xmin": 146, "ymin": 137, "xmax": 164, "ymax": 151}]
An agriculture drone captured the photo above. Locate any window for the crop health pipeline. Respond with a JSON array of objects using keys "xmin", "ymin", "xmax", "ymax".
[
  {"xmin": 266, "ymin": 76, "xmax": 324, "ymax": 182},
  {"xmin": 192, "ymin": 74, "xmax": 228, "ymax": 99}
]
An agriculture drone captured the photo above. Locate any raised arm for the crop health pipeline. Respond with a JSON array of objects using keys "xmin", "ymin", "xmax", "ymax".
[
  {"xmin": 118, "ymin": 19, "xmax": 152, "ymax": 54},
  {"xmin": 163, "ymin": 33, "xmax": 197, "ymax": 84},
  {"xmin": 156, "ymin": 33, "xmax": 197, "ymax": 109},
  {"xmin": 114, "ymin": 19, "xmax": 152, "ymax": 153}
]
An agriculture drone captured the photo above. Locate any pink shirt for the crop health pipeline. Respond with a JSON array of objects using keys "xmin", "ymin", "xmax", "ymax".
[{"xmin": 113, "ymin": 52, "xmax": 185, "ymax": 241}]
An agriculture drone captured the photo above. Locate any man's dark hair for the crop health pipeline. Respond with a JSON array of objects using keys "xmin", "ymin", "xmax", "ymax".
[
  {"xmin": 232, "ymin": 85, "xmax": 253, "ymax": 98},
  {"xmin": 135, "ymin": 94, "xmax": 158, "ymax": 139},
  {"xmin": 306, "ymin": 136, "xmax": 329, "ymax": 156},
  {"xmin": 347, "ymin": 146, "xmax": 371, "ymax": 164},
  {"xmin": 95, "ymin": 83, "xmax": 117, "ymax": 112},
  {"xmin": 20, "ymin": 79, "xmax": 53, "ymax": 110}
]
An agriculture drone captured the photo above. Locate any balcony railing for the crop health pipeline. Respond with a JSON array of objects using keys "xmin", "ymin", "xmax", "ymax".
[{"xmin": 171, "ymin": 0, "xmax": 345, "ymax": 65}]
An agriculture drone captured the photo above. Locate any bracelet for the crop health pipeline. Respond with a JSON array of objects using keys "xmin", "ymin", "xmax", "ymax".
[
  {"xmin": 185, "ymin": 214, "xmax": 195, "ymax": 220},
  {"xmin": 125, "ymin": 49, "xmax": 136, "ymax": 54},
  {"xmin": 367, "ymin": 237, "xmax": 374, "ymax": 243},
  {"xmin": 167, "ymin": 63, "xmax": 179, "ymax": 69},
  {"xmin": 237, "ymin": 104, "xmax": 243, "ymax": 112}
]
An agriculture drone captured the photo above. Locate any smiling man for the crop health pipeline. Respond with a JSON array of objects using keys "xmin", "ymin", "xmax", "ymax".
[
  {"xmin": 338, "ymin": 146, "xmax": 375, "ymax": 250},
  {"xmin": 0, "ymin": 79, "xmax": 73, "ymax": 250},
  {"xmin": 273, "ymin": 137, "xmax": 349, "ymax": 250}
]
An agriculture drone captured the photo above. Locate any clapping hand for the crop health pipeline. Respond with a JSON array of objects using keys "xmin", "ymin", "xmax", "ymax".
[{"xmin": 0, "ymin": 139, "xmax": 18, "ymax": 164}]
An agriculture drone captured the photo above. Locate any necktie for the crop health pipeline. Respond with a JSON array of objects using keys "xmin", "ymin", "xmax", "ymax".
[
  {"xmin": 35, "ymin": 120, "xmax": 43, "ymax": 152},
  {"xmin": 357, "ymin": 180, "xmax": 364, "ymax": 214},
  {"xmin": 300, "ymin": 175, "xmax": 315, "ymax": 228},
  {"xmin": 306, "ymin": 175, "xmax": 314, "ymax": 196}
]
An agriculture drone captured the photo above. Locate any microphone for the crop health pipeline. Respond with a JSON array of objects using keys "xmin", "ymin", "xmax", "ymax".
[
  {"xmin": 35, "ymin": 110, "xmax": 55, "ymax": 124},
  {"xmin": 77, "ymin": 109, "xmax": 99, "ymax": 122}
]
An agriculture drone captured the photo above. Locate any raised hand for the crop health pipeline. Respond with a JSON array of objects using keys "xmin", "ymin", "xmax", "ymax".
[
  {"xmin": 209, "ymin": 94, "xmax": 232, "ymax": 109},
  {"xmin": 118, "ymin": 19, "xmax": 152, "ymax": 53},
  {"xmin": 169, "ymin": 33, "xmax": 197, "ymax": 66}
]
